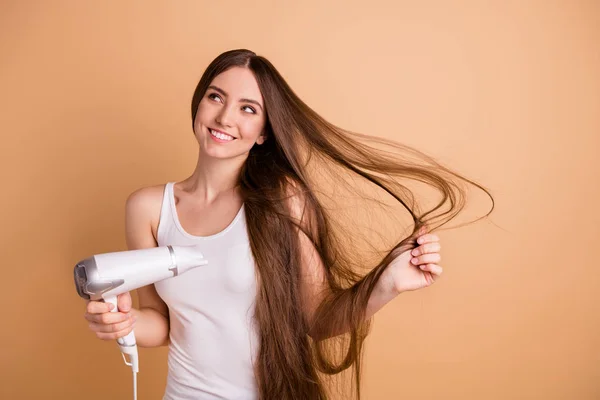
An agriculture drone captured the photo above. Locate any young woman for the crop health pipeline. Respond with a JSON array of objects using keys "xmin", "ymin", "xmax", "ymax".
[{"xmin": 83, "ymin": 49, "xmax": 493, "ymax": 400}]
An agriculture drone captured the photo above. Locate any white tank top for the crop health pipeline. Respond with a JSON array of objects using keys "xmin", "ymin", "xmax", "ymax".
[{"xmin": 154, "ymin": 182, "xmax": 259, "ymax": 400}]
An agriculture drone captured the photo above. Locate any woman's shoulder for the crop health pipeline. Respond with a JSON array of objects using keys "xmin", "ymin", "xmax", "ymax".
[
  {"xmin": 125, "ymin": 183, "xmax": 169, "ymax": 236},
  {"xmin": 126, "ymin": 183, "xmax": 167, "ymax": 208},
  {"xmin": 283, "ymin": 178, "xmax": 317, "ymax": 228}
]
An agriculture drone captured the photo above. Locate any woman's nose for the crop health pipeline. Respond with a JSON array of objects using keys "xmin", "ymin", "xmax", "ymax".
[{"xmin": 216, "ymin": 105, "xmax": 235, "ymax": 127}]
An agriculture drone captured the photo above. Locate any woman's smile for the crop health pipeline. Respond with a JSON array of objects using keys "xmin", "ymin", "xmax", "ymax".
[{"xmin": 209, "ymin": 128, "xmax": 236, "ymax": 142}]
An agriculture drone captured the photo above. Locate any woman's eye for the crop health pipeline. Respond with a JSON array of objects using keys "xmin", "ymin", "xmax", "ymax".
[
  {"xmin": 242, "ymin": 106, "xmax": 256, "ymax": 114},
  {"xmin": 208, "ymin": 93, "xmax": 222, "ymax": 102}
]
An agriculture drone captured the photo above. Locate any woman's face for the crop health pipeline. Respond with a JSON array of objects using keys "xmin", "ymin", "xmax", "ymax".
[{"xmin": 194, "ymin": 67, "xmax": 267, "ymax": 160}]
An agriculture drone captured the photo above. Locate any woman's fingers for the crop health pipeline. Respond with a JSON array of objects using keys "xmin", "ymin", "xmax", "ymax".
[
  {"xmin": 92, "ymin": 323, "xmax": 136, "ymax": 341},
  {"xmin": 88, "ymin": 316, "xmax": 136, "ymax": 335},
  {"xmin": 86, "ymin": 300, "xmax": 114, "ymax": 314},
  {"xmin": 417, "ymin": 233, "xmax": 439, "ymax": 245},
  {"xmin": 419, "ymin": 263, "xmax": 443, "ymax": 276},
  {"xmin": 83, "ymin": 296, "xmax": 136, "ymax": 341},
  {"xmin": 411, "ymin": 252, "xmax": 441, "ymax": 266},
  {"xmin": 84, "ymin": 300, "xmax": 130, "ymax": 325},
  {"xmin": 84, "ymin": 310, "xmax": 132, "ymax": 325},
  {"xmin": 411, "ymin": 242, "xmax": 441, "ymax": 256}
]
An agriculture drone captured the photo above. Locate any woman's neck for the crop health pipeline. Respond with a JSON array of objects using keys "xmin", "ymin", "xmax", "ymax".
[{"xmin": 181, "ymin": 154, "xmax": 246, "ymax": 204}]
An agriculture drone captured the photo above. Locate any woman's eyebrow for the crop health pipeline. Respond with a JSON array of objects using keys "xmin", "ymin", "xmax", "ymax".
[{"xmin": 208, "ymin": 85, "xmax": 263, "ymax": 110}]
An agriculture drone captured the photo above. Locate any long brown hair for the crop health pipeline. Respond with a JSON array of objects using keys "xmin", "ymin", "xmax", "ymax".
[{"xmin": 191, "ymin": 49, "xmax": 494, "ymax": 399}]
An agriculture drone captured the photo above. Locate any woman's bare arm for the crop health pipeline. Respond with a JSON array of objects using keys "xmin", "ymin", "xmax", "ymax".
[{"xmin": 125, "ymin": 186, "xmax": 171, "ymax": 348}]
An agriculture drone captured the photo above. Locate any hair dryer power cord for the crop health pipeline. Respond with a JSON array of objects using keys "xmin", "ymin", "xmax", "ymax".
[{"xmin": 133, "ymin": 370, "xmax": 137, "ymax": 400}]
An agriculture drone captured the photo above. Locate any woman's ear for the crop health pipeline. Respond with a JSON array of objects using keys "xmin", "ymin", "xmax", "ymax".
[{"xmin": 256, "ymin": 133, "xmax": 267, "ymax": 145}]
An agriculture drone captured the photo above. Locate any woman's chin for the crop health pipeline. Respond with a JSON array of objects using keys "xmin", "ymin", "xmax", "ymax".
[{"xmin": 199, "ymin": 145, "xmax": 246, "ymax": 161}]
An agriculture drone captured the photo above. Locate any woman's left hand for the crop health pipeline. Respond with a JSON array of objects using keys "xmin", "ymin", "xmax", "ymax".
[{"xmin": 389, "ymin": 227, "xmax": 442, "ymax": 294}]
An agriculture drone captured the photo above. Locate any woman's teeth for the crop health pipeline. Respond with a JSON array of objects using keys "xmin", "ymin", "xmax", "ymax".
[{"xmin": 210, "ymin": 129, "xmax": 234, "ymax": 141}]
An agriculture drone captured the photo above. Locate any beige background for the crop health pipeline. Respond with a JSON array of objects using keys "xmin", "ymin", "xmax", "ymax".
[{"xmin": 1, "ymin": 1, "xmax": 598, "ymax": 399}]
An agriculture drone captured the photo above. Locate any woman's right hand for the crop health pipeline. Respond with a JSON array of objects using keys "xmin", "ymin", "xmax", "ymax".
[{"xmin": 84, "ymin": 292, "xmax": 137, "ymax": 340}]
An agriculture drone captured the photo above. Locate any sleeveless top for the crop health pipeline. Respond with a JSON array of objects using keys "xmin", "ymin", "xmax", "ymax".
[{"xmin": 154, "ymin": 182, "xmax": 259, "ymax": 400}]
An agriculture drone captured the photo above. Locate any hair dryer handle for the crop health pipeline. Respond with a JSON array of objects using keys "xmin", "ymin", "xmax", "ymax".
[{"xmin": 104, "ymin": 294, "xmax": 139, "ymax": 373}]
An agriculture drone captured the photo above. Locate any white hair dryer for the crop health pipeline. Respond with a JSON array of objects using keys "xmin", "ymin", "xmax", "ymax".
[{"xmin": 73, "ymin": 245, "xmax": 208, "ymax": 399}]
